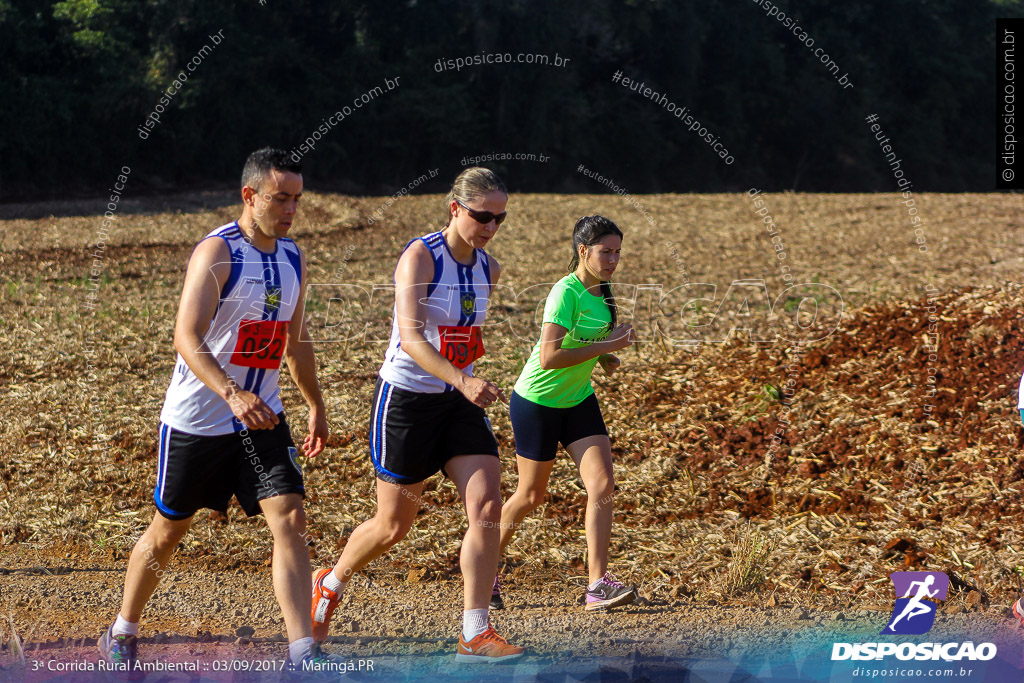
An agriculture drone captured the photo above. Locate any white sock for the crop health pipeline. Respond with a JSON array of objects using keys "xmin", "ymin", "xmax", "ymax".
[
  {"xmin": 322, "ymin": 569, "xmax": 345, "ymax": 595},
  {"xmin": 288, "ymin": 636, "xmax": 315, "ymax": 665},
  {"xmin": 588, "ymin": 577, "xmax": 604, "ymax": 590},
  {"xmin": 112, "ymin": 614, "xmax": 139, "ymax": 637},
  {"xmin": 462, "ymin": 608, "xmax": 489, "ymax": 641}
]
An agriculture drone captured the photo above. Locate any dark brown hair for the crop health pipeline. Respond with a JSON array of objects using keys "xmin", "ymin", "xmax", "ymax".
[{"xmin": 568, "ymin": 215, "xmax": 623, "ymax": 329}]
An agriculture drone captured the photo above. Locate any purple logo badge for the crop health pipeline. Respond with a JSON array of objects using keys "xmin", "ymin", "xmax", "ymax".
[{"xmin": 881, "ymin": 571, "xmax": 949, "ymax": 635}]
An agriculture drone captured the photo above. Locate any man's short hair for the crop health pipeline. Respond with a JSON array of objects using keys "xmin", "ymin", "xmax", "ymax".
[{"xmin": 241, "ymin": 147, "xmax": 302, "ymax": 192}]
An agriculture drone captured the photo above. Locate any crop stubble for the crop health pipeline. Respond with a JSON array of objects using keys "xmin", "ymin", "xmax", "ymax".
[{"xmin": 1, "ymin": 191, "xmax": 1023, "ymax": 659}]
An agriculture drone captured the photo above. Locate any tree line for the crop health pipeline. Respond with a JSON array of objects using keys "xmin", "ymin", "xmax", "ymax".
[{"xmin": 0, "ymin": 0, "xmax": 1018, "ymax": 199}]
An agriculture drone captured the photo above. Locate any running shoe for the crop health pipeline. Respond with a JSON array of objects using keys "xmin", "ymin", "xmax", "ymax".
[
  {"xmin": 98, "ymin": 625, "xmax": 138, "ymax": 669},
  {"xmin": 286, "ymin": 644, "xmax": 348, "ymax": 679},
  {"xmin": 489, "ymin": 574, "xmax": 505, "ymax": 610},
  {"xmin": 584, "ymin": 572, "xmax": 637, "ymax": 611},
  {"xmin": 311, "ymin": 567, "xmax": 340, "ymax": 643},
  {"xmin": 1012, "ymin": 597, "xmax": 1024, "ymax": 626},
  {"xmin": 456, "ymin": 625, "xmax": 524, "ymax": 663}
]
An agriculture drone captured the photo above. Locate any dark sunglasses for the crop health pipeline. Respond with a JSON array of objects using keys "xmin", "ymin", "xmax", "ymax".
[{"xmin": 456, "ymin": 199, "xmax": 507, "ymax": 226}]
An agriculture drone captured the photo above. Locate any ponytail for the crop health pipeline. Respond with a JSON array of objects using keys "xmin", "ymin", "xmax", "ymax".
[
  {"xmin": 600, "ymin": 281, "xmax": 617, "ymax": 329},
  {"xmin": 568, "ymin": 251, "xmax": 580, "ymax": 272}
]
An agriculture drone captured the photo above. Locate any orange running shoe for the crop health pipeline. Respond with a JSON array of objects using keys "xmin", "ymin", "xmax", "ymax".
[
  {"xmin": 311, "ymin": 567, "xmax": 340, "ymax": 643},
  {"xmin": 455, "ymin": 624, "xmax": 524, "ymax": 663}
]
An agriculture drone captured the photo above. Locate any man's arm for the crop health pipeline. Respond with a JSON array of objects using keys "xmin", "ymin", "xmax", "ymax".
[
  {"xmin": 282, "ymin": 250, "xmax": 328, "ymax": 457},
  {"xmin": 172, "ymin": 237, "xmax": 279, "ymax": 430}
]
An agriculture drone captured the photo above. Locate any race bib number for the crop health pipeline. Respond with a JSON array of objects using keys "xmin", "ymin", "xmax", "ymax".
[
  {"xmin": 438, "ymin": 325, "xmax": 485, "ymax": 369},
  {"xmin": 231, "ymin": 320, "xmax": 289, "ymax": 369}
]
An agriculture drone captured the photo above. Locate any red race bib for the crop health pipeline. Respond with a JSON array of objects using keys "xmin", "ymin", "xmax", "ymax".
[
  {"xmin": 231, "ymin": 320, "xmax": 289, "ymax": 369},
  {"xmin": 438, "ymin": 325, "xmax": 485, "ymax": 369}
]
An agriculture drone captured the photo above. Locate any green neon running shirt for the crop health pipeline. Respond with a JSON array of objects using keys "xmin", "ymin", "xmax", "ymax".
[{"xmin": 514, "ymin": 273, "xmax": 613, "ymax": 408}]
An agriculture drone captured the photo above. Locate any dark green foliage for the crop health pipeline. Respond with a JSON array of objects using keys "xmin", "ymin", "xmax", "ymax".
[{"xmin": 0, "ymin": 0, "xmax": 1020, "ymax": 197}]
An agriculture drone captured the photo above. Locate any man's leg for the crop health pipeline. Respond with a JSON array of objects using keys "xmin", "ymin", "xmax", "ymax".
[
  {"xmin": 119, "ymin": 512, "xmax": 193, "ymax": 623},
  {"xmin": 260, "ymin": 493, "xmax": 312, "ymax": 643}
]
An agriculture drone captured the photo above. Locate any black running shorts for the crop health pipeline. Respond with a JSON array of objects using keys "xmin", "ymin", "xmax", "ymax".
[
  {"xmin": 153, "ymin": 414, "xmax": 304, "ymax": 520},
  {"xmin": 509, "ymin": 391, "xmax": 608, "ymax": 462},
  {"xmin": 369, "ymin": 377, "xmax": 500, "ymax": 486}
]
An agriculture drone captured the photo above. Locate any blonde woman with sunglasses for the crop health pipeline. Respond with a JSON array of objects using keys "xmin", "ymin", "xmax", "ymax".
[{"xmin": 311, "ymin": 167, "xmax": 523, "ymax": 662}]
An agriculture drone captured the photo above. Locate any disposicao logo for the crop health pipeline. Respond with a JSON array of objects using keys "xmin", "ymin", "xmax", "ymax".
[
  {"xmin": 831, "ymin": 571, "xmax": 997, "ymax": 663},
  {"xmin": 882, "ymin": 571, "xmax": 948, "ymax": 635}
]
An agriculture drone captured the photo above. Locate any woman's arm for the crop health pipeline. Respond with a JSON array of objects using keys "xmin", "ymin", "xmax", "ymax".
[{"xmin": 538, "ymin": 322, "xmax": 634, "ymax": 370}]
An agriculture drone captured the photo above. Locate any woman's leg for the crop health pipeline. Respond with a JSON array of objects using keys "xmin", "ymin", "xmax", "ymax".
[
  {"xmin": 313, "ymin": 478, "xmax": 421, "ymax": 642},
  {"xmin": 447, "ymin": 456, "xmax": 524, "ymax": 660},
  {"xmin": 497, "ymin": 456, "xmax": 556, "ymax": 554},
  {"xmin": 446, "ymin": 454, "xmax": 502, "ymax": 611},
  {"xmin": 566, "ymin": 434, "xmax": 615, "ymax": 583},
  {"xmin": 331, "ymin": 478, "xmax": 424, "ymax": 584},
  {"xmin": 501, "ymin": 391, "xmax": 559, "ymax": 555}
]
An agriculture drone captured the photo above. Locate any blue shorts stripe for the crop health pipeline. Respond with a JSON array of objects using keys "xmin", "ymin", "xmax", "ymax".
[
  {"xmin": 153, "ymin": 423, "xmax": 188, "ymax": 518},
  {"xmin": 370, "ymin": 381, "xmax": 384, "ymax": 464},
  {"xmin": 155, "ymin": 423, "xmax": 167, "ymax": 497},
  {"xmin": 370, "ymin": 381, "xmax": 405, "ymax": 480},
  {"xmin": 372, "ymin": 381, "xmax": 389, "ymax": 465}
]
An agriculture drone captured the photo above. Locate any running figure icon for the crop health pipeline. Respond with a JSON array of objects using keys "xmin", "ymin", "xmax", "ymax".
[
  {"xmin": 881, "ymin": 571, "xmax": 949, "ymax": 635},
  {"xmin": 887, "ymin": 575, "xmax": 938, "ymax": 631}
]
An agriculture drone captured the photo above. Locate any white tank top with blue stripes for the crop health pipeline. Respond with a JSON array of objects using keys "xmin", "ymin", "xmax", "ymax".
[
  {"xmin": 378, "ymin": 230, "xmax": 493, "ymax": 394},
  {"xmin": 160, "ymin": 222, "xmax": 303, "ymax": 435}
]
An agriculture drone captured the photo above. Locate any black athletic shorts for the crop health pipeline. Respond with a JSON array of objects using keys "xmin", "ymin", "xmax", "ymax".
[
  {"xmin": 509, "ymin": 391, "xmax": 608, "ymax": 462},
  {"xmin": 153, "ymin": 414, "xmax": 304, "ymax": 520},
  {"xmin": 370, "ymin": 377, "xmax": 500, "ymax": 486}
]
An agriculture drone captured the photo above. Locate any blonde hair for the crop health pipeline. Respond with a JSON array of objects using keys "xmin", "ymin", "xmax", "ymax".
[{"xmin": 444, "ymin": 167, "xmax": 507, "ymax": 226}]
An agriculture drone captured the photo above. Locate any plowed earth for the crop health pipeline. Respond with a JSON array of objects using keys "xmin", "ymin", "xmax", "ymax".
[{"xmin": 2, "ymin": 192, "xmax": 1024, "ymax": 673}]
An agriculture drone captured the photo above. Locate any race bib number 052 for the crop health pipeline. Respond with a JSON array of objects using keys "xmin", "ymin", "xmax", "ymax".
[
  {"xmin": 438, "ymin": 325, "xmax": 485, "ymax": 369},
  {"xmin": 231, "ymin": 320, "xmax": 289, "ymax": 369}
]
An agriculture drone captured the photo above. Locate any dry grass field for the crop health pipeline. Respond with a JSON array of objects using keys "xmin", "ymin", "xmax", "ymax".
[{"xmin": 2, "ymin": 191, "xmax": 1024, "ymax": 671}]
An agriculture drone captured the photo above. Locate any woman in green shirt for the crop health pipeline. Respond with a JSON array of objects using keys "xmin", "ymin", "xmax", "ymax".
[{"xmin": 493, "ymin": 215, "xmax": 638, "ymax": 611}]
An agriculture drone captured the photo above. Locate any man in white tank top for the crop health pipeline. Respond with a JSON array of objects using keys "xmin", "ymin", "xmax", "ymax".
[{"xmin": 99, "ymin": 148, "xmax": 336, "ymax": 671}]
